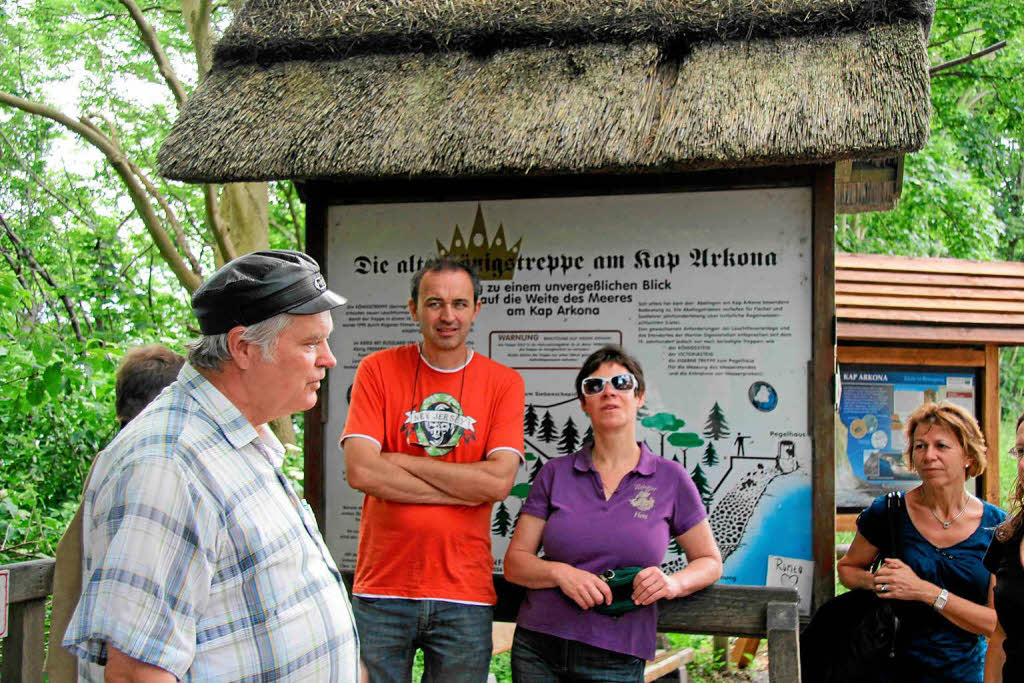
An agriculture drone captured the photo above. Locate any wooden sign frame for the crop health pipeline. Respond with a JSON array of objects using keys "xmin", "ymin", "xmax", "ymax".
[{"xmin": 300, "ymin": 164, "xmax": 838, "ymax": 610}]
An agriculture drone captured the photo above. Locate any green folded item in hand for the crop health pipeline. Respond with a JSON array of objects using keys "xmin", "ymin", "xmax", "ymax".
[{"xmin": 594, "ymin": 566, "xmax": 645, "ymax": 616}]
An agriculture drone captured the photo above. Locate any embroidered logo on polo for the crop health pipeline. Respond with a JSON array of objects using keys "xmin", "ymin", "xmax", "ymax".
[
  {"xmin": 630, "ymin": 484, "xmax": 656, "ymax": 519},
  {"xmin": 404, "ymin": 392, "xmax": 477, "ymax": 456}
]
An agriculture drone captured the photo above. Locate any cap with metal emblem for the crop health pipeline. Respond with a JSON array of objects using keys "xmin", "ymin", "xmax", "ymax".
[{"xmin": 191, "ymin": 250, "xmax": 346, "ymax": 335}]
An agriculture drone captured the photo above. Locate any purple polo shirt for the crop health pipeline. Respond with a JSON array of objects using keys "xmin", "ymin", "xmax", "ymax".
[{"xmin": 515, "ymin": 441, "xmax": 707, "ymax": 660}]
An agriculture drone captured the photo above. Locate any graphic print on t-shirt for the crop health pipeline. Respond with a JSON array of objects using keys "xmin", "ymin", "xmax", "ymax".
[{"xmin": 404, "ymin": 392, "xmax": 478, "ymax": 456}]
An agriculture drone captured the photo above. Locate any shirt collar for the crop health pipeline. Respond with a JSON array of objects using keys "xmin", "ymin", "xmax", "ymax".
[
  {"xmin": 178, "ymin": 363, "xmax": 285, "ymax": 466},
  {"xmin": 572, "ymin": 440, "xmax": 657, "ymax": 476}
]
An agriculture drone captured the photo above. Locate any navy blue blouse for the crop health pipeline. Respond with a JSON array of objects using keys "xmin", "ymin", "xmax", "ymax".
[{"xmin": 857, "ymin": 493, "xmax": 1006, "ymax": 683}]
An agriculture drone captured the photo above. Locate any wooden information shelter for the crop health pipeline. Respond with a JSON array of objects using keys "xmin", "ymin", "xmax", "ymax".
[
  {"xmin": 836, "ymin": 252, "xmax": 1024, "ymax": 530},
  {"xmin": 159, "ymin": 0, "xmax": 937, "ymax": 641}
]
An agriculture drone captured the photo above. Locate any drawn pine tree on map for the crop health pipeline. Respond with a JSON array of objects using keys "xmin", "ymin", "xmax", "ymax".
[
  {"xmin": 538, "ymin": 410, "xmax": 557, "ymax": 443},
  {"xmin": 703, "ymin": 402, "xmax": 731, "ymax": 440},
  {"xmin": 691, "ymin": 464, "xmax": 714, "ymax": 511},
  {"xmin": 583, "ymin": 425, "xmax": 593, "ymax": 445},
  {"xmin": 669, "ymin": 537, "xmax": 683, "ymax": 557},
  {"xmin": 702, "ymin": 441, "xmax": 719, "ymax": 467},
  {"xmin": 492, "ymin": 500, "xmax": 513, "ymax": 537},
  {"xmin": 559, "ymin": 417, "xmax": 580, "ymax": 454},
  {"xmin": 528, "ymin": 454, "xmax": 544, "ymax": 483},
  {"xmin": 524, "ymin": 405, "xmax": 538, "ymax": 436}
]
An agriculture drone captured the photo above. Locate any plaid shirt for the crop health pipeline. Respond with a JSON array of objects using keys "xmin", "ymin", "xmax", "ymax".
[{"xmin": 65, "ymin": 363, "xmax": 359, "ymax": 681}]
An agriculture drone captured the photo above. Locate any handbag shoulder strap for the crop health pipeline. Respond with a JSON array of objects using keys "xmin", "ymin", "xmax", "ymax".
[{"xmin": 885, "ymin": 491, "xmax": 905, "ymax": 560}]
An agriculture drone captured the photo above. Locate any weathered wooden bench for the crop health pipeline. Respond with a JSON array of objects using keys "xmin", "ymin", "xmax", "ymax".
[{"xmin": 490, "ymin": 583, "xmax": 800, "ymax": 682}]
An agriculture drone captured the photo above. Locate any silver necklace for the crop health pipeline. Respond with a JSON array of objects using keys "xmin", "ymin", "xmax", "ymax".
[{"xmin": 928, "ymin": 494, "xmax": 971, "ymax": 529}]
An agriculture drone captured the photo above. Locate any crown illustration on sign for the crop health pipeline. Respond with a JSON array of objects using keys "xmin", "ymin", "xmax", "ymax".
[{"xmin": 437, "ymin": 204, "xmax": 522, "ymax": 281}]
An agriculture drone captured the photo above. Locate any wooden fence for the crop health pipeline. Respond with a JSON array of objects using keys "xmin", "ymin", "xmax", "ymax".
[{"xmin": 1, "ymin": 559, "xmax": 800, "ymax": 682}]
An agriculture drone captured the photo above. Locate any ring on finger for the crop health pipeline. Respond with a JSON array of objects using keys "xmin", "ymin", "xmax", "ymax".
[{"xmin": 879, "ymin": 583, "xmax": 888, "ymax": 593}]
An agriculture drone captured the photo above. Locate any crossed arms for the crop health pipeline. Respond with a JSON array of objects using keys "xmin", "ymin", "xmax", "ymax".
[{"xmin": 343, "ymin": 436, "xmax": 520, "ymax": 505}]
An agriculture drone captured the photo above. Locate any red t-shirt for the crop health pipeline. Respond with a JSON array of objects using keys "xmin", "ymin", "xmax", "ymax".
[{"xmin": 342, "ymin": 344, "xmax": 525, "ymax": 604}]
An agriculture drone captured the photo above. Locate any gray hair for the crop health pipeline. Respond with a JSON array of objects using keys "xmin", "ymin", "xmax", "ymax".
[{"xmin": 186, "ymin": 313, "xmax": 294, "ymax": 370}]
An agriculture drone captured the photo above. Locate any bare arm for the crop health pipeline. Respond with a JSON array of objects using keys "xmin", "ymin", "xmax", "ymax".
[
  {"xmin": 984, "ymin": 582, "xmax": 1005, "ymax": 683},
  {"xmin": 343, "ymin": 437, "xmax": 477, "ymax": 505},
  {"xmin": 632, "ymin": 520, "xmax": 723, "ymax": 606},
  {"xmin": 874, "ymin": 558, "xmax": 996, "ymax": 636},
  {"xmin": 383, "ymin": 449, "xmax": 520, "ymax": 504},
  {"xmin": 503, "ymin": 513, "xmax": 613, "ymax": 610},
  {"xmin": 104, "ymin": 645, "xmax": 175, "ymax": 683},
  {"xmin": 836, "ymin": 531, "xmax": 880, "ymax": 591}
]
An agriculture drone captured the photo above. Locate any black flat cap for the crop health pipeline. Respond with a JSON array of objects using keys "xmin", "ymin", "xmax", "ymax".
[{"xmin": 192, "ymin": 250, "xmax": 346, "ymax": 335}]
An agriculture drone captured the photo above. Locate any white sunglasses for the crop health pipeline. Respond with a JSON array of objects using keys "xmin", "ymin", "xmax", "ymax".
[{"xmin": 581, "ymin": 373, "xmax": 638, "ymax": 396}]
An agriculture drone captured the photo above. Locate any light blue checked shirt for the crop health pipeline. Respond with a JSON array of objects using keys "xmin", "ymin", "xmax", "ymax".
[{"xmin": 64, "ymin": 363, "xmax": 359, "ymax": 681}]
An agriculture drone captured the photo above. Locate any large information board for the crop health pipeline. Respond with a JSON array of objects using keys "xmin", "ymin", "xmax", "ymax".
[
  {"xmin": 324, "ymin": 189, "xmax": 813, "ymax": 586},
  {"xmin": 836, "ymin": 365, "xmax": 978, "ymax": 509}
]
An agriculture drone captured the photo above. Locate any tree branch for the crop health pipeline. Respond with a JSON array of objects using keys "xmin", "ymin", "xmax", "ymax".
[
  {"xmin": 119, "ymin": 0, "xmax": 188, "ymax": 108},
  {"xmin": 126, "ymin": 157, "xmax": 202, "ymax": 274},
  {"xmin": 0, "ymin": 213, "xmax": 86, "ymax": 342},
  {"xmin": 930, "ymin": 41, "xmax": 1007, "ymax": 76},
  {"xmin": 0, "ymin": 90, "xmax": 203, "ymax": 292},
  {"xmin": 0, "ymin": 128, "xmax": 97, "ymax": 228}
]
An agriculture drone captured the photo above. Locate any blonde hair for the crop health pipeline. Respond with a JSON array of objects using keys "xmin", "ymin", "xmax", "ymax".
[{"xmin": 903, "ymin": 401, "xmax": 986, "ymax": 478}]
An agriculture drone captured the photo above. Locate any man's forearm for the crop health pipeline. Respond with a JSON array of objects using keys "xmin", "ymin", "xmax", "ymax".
[
  {"xmin": 383, "ymin": 451, "xmax": 518, "ymax": 504},
  {"xmin": 346, "ymin": 447, "xmax": 477, "ymax": 505}
]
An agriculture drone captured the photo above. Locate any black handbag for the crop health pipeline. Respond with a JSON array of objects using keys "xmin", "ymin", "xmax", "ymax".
[
  {"xmin": 800, "ymin": 492, "xmax": 905, "ymax": 682},
  {"xmin": 594, "ymin": 566, "xmax": 645, "ymax": 616}
]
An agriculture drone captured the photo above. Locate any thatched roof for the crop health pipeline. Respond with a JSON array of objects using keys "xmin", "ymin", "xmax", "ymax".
[{"xmin": 159, "ymin": 0, "xmax": 934, "ymax": 183}]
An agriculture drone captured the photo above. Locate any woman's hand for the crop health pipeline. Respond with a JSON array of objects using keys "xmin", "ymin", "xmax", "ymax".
[
  {"xmin": 873, "ymin": 558, "xmax": 932, "ymax": 603},
  {"xmin": 631, "ymin": 566, "xmax": 680, "ymax": 606},
  {"xmin": 552, "ymin": 564, "xmax": 613, "ymax": 610}
]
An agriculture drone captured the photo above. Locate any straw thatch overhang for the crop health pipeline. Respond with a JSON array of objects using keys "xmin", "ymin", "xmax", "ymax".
[
  {"xmin": 837, "ymin": 252, "xmax": 1024, "ymax": 345},
  {"xmin": 158, "ymin": 0, "xmax": 934, "ymax": 185}
]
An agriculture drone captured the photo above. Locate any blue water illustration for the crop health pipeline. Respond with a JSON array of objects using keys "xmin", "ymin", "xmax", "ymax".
[{"xmin": 719, "ymin": 480, "xmax": 812, "ymax": 585}]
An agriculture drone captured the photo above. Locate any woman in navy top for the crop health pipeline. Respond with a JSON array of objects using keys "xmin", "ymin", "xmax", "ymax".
[
  {"xmin": 504, "ymin": 345, "xmax": 722, "ymax": 681},
  {"xmin": 983, "ymin": 411, "xmax": 1024, "ymax": 682},
  {"xmin": 837, "ymin": 401, "xmax": 1004, "ymax": 683}
]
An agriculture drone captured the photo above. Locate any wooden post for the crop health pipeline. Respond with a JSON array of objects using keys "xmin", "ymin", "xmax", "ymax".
[
  {"xmin": 1, "ymin": 600, "xmax": 47, "ymax": 683},
  {"xmin": 983, "ymin": 343, "xmax": 1000, "ymax": 504},
  {"xmin": 1, "ymin": 559, "xmax": 55, "ymax": 683},
  {"xmin": 766, "ymin": 601, "xmax": 801, "ymax": 683}
]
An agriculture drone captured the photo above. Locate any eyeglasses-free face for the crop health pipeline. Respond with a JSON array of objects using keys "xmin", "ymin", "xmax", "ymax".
[
  {"xmin": 580, "ymin": 373, "xmax": 638, "ymax": 396},
  {"xmin": 1008, "ymin": 446, "xmax": 1024, "ymax": 460}
]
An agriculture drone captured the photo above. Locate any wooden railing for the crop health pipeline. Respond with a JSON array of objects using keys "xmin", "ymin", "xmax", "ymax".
[
  {"xmin": 1, "ymin": 560, "xmax": 800, "ymax": 682},
  {"xmin": 1, "ymin": 558, "xmax": 55, "ymax": 683}
]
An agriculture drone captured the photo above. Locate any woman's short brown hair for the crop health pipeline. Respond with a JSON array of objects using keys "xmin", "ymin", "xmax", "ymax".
[{"xmin": 903, "ymin": 401, "xmax": 986, "ymax": 478}]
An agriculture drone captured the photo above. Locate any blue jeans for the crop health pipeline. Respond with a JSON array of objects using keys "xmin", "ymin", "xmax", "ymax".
[
  {"xmin": 353, "ymin": 596, "xmax": 493, "ymax": 683},
  {"xmin": 511, "ymin": 626, "xmax": 645, "ymax": 682}
]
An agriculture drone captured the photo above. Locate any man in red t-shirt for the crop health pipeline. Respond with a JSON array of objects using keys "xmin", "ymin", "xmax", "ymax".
[{"xmin": 342, "ymin": 257, "xmax": 525, "ymax": 682}]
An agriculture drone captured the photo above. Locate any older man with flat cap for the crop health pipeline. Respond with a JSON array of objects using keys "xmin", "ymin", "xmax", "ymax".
[{"xmin": 64, "ymin": 250, "xmax": 360, "ymax": 682}]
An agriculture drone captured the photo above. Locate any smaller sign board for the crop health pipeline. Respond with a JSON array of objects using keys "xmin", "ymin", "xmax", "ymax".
[
  {"xmin": 766, "ymin": 555, "xmax": 814, "ymax": 616},
  {"xmin": 0, "ymin": 568, "xmax": 9, "ymax": 639}
]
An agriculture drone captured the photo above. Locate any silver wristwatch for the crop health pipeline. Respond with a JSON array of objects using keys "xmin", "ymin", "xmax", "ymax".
[{"xmin": 933, "ymin": 588, "xmax": 949, "ymax": 611}]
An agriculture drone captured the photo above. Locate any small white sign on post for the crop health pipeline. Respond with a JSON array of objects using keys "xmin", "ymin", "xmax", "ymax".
[
  {"xmin": 766, "ymin": 555, "xmax": 814, "ymax": 616},
  {"xmin": 0, "ymin": 568, "xmax": 9, "ymax": 639}
]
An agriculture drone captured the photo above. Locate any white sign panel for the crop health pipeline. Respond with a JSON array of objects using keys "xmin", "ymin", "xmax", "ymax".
[
  {"xmin": 766, "ymin": 555, "xmax": 814, "ymax": 615},
  {"xmin": 0, "ymin": 568, "xmax": 9, "ymax": 639},
  {"xmin": 324, "ymin": 189, "xmax": 813, "ymax": 585}
]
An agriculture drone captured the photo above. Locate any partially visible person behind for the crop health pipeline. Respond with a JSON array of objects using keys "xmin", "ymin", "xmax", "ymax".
[
  {"xmin": 504, "ymin": 345, "xmax": 722, "ymax": 682},
  {"xmin": 983, "ymin": 411, "xmax": 1024, "ymax": 682},
  {"xmin": 45, "ymin": 344, "xmax": 185, "ymax": 683},
  {"xmin": 63, "ymin": 250, "xmax": 360, "ymax": 681},
  {"xmin": 837, "ymin": 401, "xmax": 1004, "ymax": 683}
]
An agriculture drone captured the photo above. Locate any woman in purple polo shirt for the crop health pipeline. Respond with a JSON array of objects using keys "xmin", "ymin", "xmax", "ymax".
[{"xmin": 504, "ymin": 345, "xmax": 723, "ymax": 681}]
